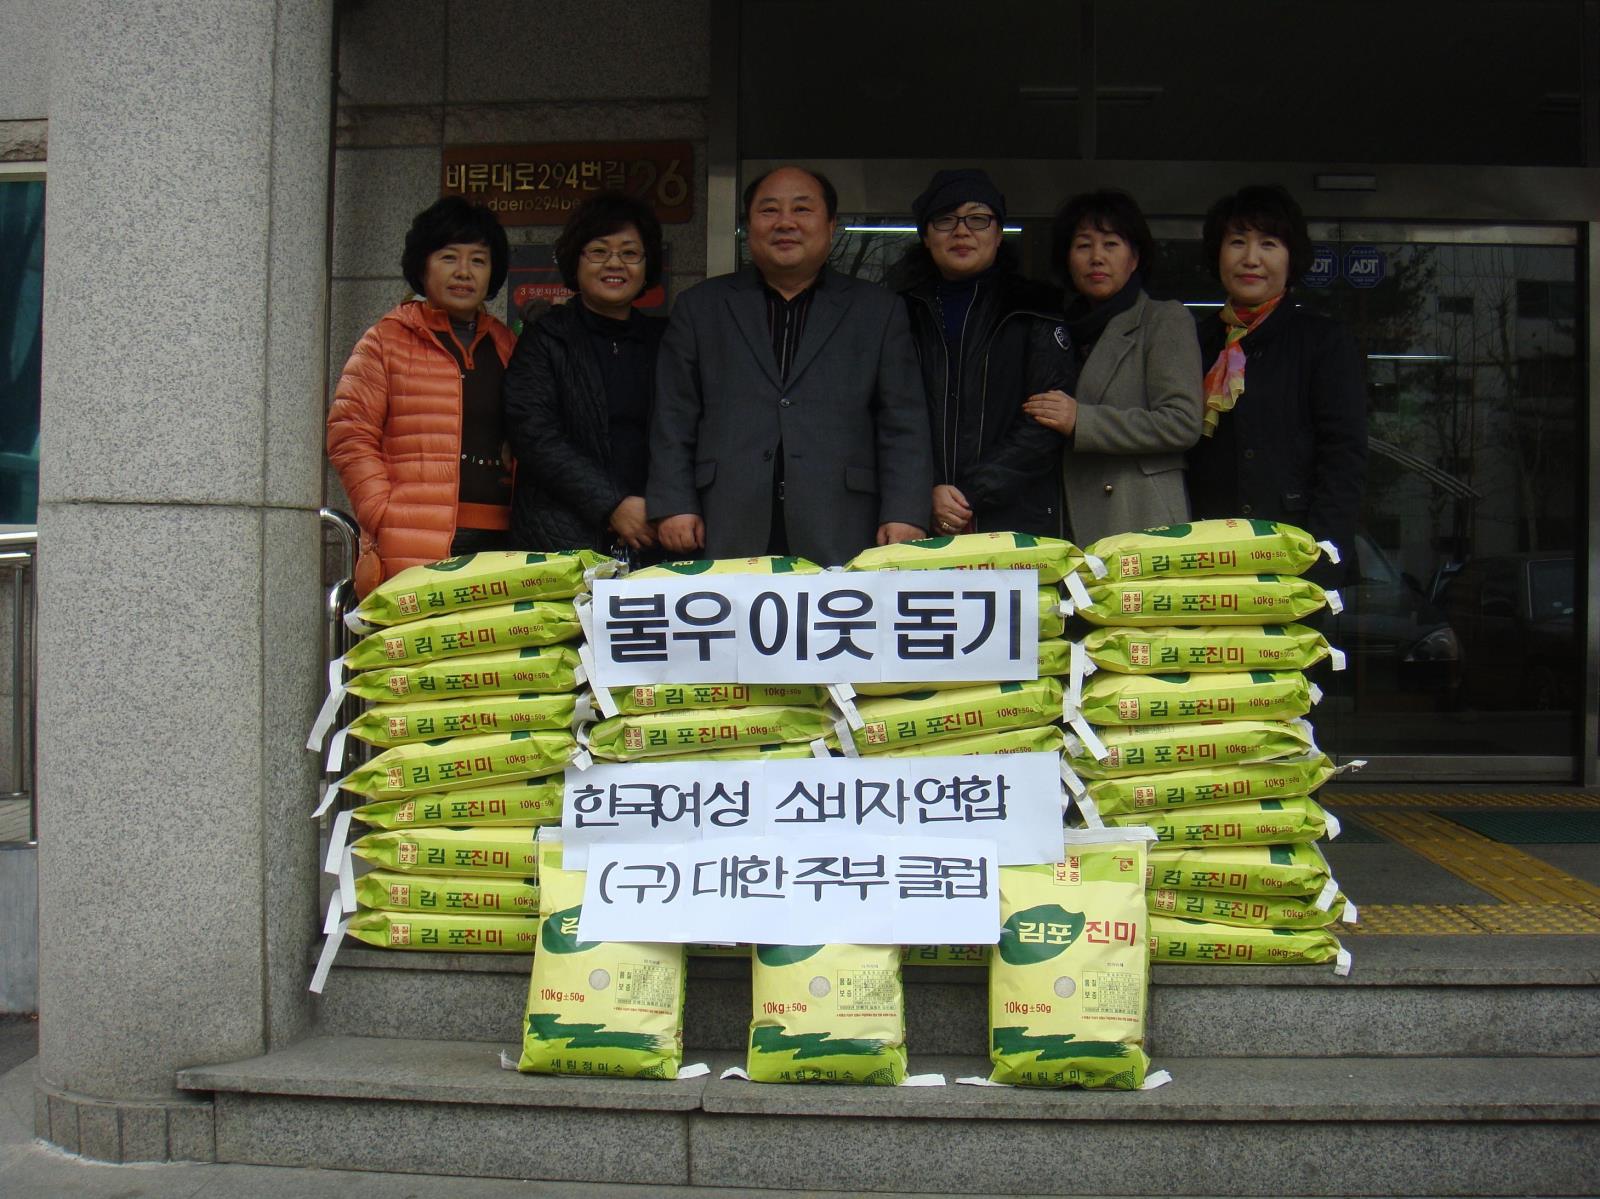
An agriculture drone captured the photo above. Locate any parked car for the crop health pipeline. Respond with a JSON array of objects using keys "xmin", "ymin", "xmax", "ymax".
[
  {"xmin": 1435, "ymin": 552, "xmax": 1576, "ymax": 709},
  {"xmin": 1327, "ymin": 533, "xmax": 1461, "ymax": 704}
]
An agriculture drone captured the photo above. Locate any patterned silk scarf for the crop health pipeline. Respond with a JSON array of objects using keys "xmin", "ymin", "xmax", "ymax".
[{"xmin": 1201, "ymin": 292, "xmax": 1286, "ymax": 436}]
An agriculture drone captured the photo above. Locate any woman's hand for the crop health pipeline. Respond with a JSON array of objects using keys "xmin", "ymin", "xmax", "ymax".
[
  {"xmin": 1023, "ymin": 389, "xmax": 1078, "ymax": 435},
  {"xmin": 931, "ymin": 484, "xmax": 973, "ymax": 535},
  {"xmin": 877, "ymin": 522, "xmax": 926, "ymax": 546},
  {"xmin": 657, "ymin": 513, "xmax": 705, "ymax": 554},
  {"xmin": 608, "ymin": 495, "xmax": 657, "ymax": 550}
]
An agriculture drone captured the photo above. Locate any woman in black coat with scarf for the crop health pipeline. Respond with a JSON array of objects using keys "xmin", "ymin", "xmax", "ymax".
[
  {"xmin": 1186, "ymin": 185, "xmax": 1367, "ymax": 583},
  {"xmin": 503, "ymin": 192, "xmax": 666, "ymax": 558}
]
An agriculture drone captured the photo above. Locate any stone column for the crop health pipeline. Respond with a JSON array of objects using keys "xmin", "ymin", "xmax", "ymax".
[{"xmin": 33, "ymin": 0, "xmax": 333, "ymax": 1162}]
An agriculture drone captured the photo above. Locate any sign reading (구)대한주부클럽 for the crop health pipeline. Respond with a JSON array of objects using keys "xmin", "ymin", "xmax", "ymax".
[
  {"xmin": 584, "ymin": 572, "xmax": 1040, "ymax": 687},
  {"xmin": 575, "ymin": 834, "xmax": 1000, "ymax": 945},
  {"xmin": 560, "ymin": 754, "xmax": 1063, "ymax": 869}
]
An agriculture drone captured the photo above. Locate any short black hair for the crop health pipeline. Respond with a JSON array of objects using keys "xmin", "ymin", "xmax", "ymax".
[
  {"xmin": 1050, "ymin": 189, "xmax": 1157, "ymax": 288},
  {"xmin": 742, "ymin": 166, "xmax": 839, "ymax": 221},
  {"xmin": 401, "ymin": 196, "xmax": 509, "ymax": 299},
  {"xmin": 1202, "ymin": 184, "xmax": 1313, "ymax": 284},
  {"xmin": 552, "ymin": 192, "xmax": 665, "ymax": 290}
]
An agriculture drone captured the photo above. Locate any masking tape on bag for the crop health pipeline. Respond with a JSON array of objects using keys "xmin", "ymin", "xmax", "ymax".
[
  {"xmin": 309, "ymin": 919, "xmax": 349, "ymax": 994},
  {"xmin": 1317, "ymin": 539, "xmax": 1342, "ymax": 565},
  {"xmin": 307, "ymin": 658, "xmax": 347, "ymax": 751}
]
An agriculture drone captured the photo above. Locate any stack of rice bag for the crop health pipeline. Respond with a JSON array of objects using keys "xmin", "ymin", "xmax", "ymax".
[
  {"xmin": 1063, "ymin": 519, "xmax": 1355, "ymax": 975},
  {"xmin": 307, "ymin": 551, "xmax": 608, "ymax": 979}
]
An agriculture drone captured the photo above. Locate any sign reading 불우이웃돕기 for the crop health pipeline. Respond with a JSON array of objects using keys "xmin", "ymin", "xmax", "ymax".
[
  {"xmin": 583, "ymin": 572, "xmax": 1040, "ymax": 686},
  {"xmin": 560, "ymin": 754, "xmax": 1063, "ymax": 869},
  {"xmin": 575, "ymin": 834, "xmax": 1000, "ymax": 945}
]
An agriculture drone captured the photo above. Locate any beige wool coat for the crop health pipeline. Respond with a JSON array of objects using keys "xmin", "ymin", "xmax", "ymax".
[{"xmin": 1061, "ymin": 290, "xmax": 1205, "ymax": 547}]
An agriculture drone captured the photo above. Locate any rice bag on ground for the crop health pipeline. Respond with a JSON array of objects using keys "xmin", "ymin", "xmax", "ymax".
[
  {"xmin": 351, "ymin": 776, "xmax": 565, "ymax": 829},
  {"xmin": 1147, "ymin": 886, "xmax": 1351, "ymax": 930},
  {"xmin": 352, "ymin": 549, "xmax": 616, "ymax": 628},
  {"xmin": 334, "ymin": 730, "xmax": 578, "ymax": 800},
  {"xmin": 1074, "ymin": 670, "xmax": 1315, "ymax": 727},
  {"xmin": 840, "ymin": 678, "xmax": 1063, "ymax": 756},
  {"xmin": 345, "ymin": 909, "xmax": 541, "ymax": 953},
  {"xmin": 845, "ymin": 530, "xmax": 1084, "ymax": 584},
  {"xmin": 746, "ymin": 944, "xmax": 907, "ymax": 1085},
  {"xmin": 630, "ymin": 555, "xmax": 821, "ymax": 578},
  {"xmin": 989, "ymin": 829, "xmax": 1154, "ymax": 1088},
  {"xmin": 1147, "ymin": 841, "xmax": 1334, "ymax": 899},
  {"xmin": 343, "ymin": 691, "xmax": 584, "ymax": 748},
  {"xmin": 344, "ymin": 601, "xmax": 581, "ymax": 670},
  {"xmin": 519, "ymin": 832, "xmax": 685, "ymax": 1078},
  {"xmin": 1065, "ymin": 719, "xmax": 1317, "ymax": 780},
  {"xmin": 1085, "ymin": 753, "xmax": 1335, "ymax": 818},
  {"xmin": 354, "ymin": 869, "xmax": 540, "ymax": 915},
  {"xmin": 1087, "ymin": 519, "xmax": 1328, "ymax": 581},
  {"xmin": 609, "ymin": 682, "xmax": 824, "ymax": 715},
  {"xmin": 1075, "ymin": 575, "xmax": 1333, "ymax": 628},
  {"xmin": 350, "ymin": 826, "xmax": 538, "ymax": 877},
  {"xmin": 1081, "ymin": 623, "xmax": 1340, "ymax": 674},
  {"xmin": 345, "ymin": 645, "xmax": 585, "ymax": 702},
  {"xmin": 584, "ymin": 704, "xmax": 831, "ymax": 761},
  {"xmin": 1148, "ymin": 915, "xmax": 1347, "ymax": 968},
  {"xmin": 1105, "ymin": 795, "xmax": 1336, "ymax": 846}
]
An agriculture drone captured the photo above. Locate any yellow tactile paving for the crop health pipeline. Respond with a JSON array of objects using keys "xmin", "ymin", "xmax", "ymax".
[
  {"xmin": 1342, "ymin": 904, "xmax": 1485, "ymax": 935},
  {"xmin": 1354, "ymin": 810, "xmax": 1600, "ymax": 905},
  {"xmin": 1329, "ymin": 791, "xmax": 1600, "ymax": 809},
  {"xmin": 1343, "ymin": 903, "xmax": 1600, "ymax": 935}
]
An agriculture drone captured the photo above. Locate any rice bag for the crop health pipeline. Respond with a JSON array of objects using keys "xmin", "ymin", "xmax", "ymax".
[
  {"xmin": 901, "ymin": 945, "xmax": 991, "ymax": 967},
  {"xmin": 584, "ymin": 704, "xmax": 831, "ymax": 761},
  {"xmin": 351, "ymin": 776, "xmax": 564, "ymax": 829},
  {"xmin": 1073, "ymin": 670, "xmax": 1316, "ymax": 727},
  {"xmin": 1148, "ymin": 886, "xmax": 1352, "ymax": 931},
  {"xmin": 1065, "ymin": 719, "xmax": 1317, "ymax": 780},
  {"xmin": 350, "ymin": 826, "xmax": 538, "ymax": 877},
  {"xmin": 345, "ymin": 645, "xmax": 586, "ymax": 702},
  {"xmin": 746, "ymin": 944, "xmax": 907, "ymax": 1085},
  {"xmin": 1105, "ymin": 795, "xmax": 1337, "ymax": 846},
  {"xmin": 344, "ymin": 600, "xmax": 581, "ymax": 670},
  {"xmin": 840, "ymin": 678, "xmax": 1063, "ymax": 756},
  {"xmin": 853, "ymin": 637, "xmax": 1074, "ymax": 697},
  {"xmin": 1080, "ymin": 623, "xmax": 1340, "ymax": 674},
  {"xmin": 989, "ymin": 828, "xmax": 1154, "ymax": 1088},
  {"xmin": 845, "ymin": 530, "xmax": 1084, "ymax": 584},
  {"xmin": 354, "ymin": 869, "xmax": 540, "ymax": 916},
  {"xmin": 1086, "ymin": 519, "xmax": 1329, "ymax": 580},
  {"xmin": 609, "ymin": 682, "xmax": 824, "ymax": 715},
  {"xmin": 630, "ymin": 555, "xmax": 821, "ymax": 578},
  {"xmin": 345, "ymin": 909, "xmax": 541, "ymax": 953},
  {"xmin": 875, "ymin": 723, "xmax": 1067, "ymax": 758},
  {"xmin": 1075, "ymin": 575, "xmax": 1334, "ymax": 628},
  {"xmin": 1147, "ymin": 841, "xmax": 1335, "ymax": 900},
  {"xmin": 519, "ymin": 832, "xmax": 685, "ymax": 1078},
  {"xmin": 1084, "ymin": 753, "xmax": 1335, "ymax": 818},
  {"xmin": 333, "ymin": 730, "xmax": 578, "ymax": 800},
  {"xmin": 352, "ymin": 549, "xmax": 617, "ymax": 628},
  {"xmin": 343, "ymin": 692, "xmax": 585, "ymax": 748},
  {"xmin": 1148, "ymin": 915, "xmax": 1348, "ymax": 970},
  {"xmin": 649, "ymin": 741, "xmax": 822, "ymax": 762}
]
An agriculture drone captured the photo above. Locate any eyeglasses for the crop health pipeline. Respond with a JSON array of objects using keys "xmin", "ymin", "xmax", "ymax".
[
  {"xmin": 581, "ymin": 245, "xmax": 645, "ymax": 265},
  {"xmin": 929, "ymin": 212, "xmax": 996, "ymax": 233}
]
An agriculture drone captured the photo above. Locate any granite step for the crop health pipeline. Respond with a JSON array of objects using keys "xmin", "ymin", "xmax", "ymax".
[
  {"xmin": 177, "ymin": 1033, "xmax": 1600, "ymax": 1196},
  {"xmin": 314, "ymin": 934, "xmax": 1600, "ymax": 1058}
]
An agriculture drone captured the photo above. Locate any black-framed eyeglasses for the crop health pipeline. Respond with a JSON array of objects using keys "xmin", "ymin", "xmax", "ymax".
[
  {"xmin": 581, "ymin": 245, "xmax": 645, "ymax": 265},
  {"xmin": 929, "ymin": 212, "xmax": 996, "ymax": 233}
]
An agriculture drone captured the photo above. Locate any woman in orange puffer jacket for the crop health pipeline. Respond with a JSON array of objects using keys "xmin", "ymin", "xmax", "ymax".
[{"xmin": 327, "ymin": 197, "xmax": 517, "ymax": 597}]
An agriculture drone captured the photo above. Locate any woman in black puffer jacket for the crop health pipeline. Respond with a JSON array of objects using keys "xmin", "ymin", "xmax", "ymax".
[
  {"xmin": 892, "ymin": 169, "xmax": 1078, "ymax": 538},
  {"xmin": 503, "ymin": 192, "xmax": 666, "ymax": 558}
]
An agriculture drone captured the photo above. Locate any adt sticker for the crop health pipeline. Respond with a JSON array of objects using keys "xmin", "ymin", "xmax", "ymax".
[
  {"xmin": 1302, "ymin": 245, "xmax": 1337, "ymax": 289},
  {"xmin": 1343, "ymin": 245, "xmax": 1386, "ymax": 289}
]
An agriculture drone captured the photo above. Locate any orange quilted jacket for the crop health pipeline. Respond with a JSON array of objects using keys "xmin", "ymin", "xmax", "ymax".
[{"xmin": 327, "ymin": 300, "xmax": 517, "ymax": 596}]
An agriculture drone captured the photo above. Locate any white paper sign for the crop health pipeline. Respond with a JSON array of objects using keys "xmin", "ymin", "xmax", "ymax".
[
  {"xmin": 577, "ymin": 835, "xmax": 1000, "ymax": 945},
  {"xmin": 588, "ymin": 571, "xmax": 1039, "ymax": 686},
  {"xmin": 561, "ymin": 754, "xmax": 1062, "ymax": 869}
]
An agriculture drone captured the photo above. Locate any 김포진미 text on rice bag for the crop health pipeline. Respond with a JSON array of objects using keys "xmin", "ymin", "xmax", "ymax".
[
  {"xmin": 1071, "ymin": 670, "xmax": 1317, "ymax": 727},
  {"xmin": 1148, "ymin": 914, "xmax": 1349, "ymax": 972},
  {"xmin": 351, "ymin": 549, "xmax": 617, "ymax": 628},
  {"xmin": 873, "ymin": 722, "xmax": 1066, "ymax": 759},
  {"xmin": 354, "ymin": 869, "xmax": 540, "ymax": 916},
  {"xmin": 583, "ymin": 704, "xmax": 832, "ymax": 761},
  {"xmin": 343, "ymin": 601, "xmax": 582, "ymax": 671},
  {"xmin": 1079, "ymin": 623, "xmax": 1341, "ymax": 675},
  {"xmin": 1104, "ymin": 795, "xmax": 1339, "ymax": 848},
  {"xmin": 333, "ymin": 730, "xmax": 580, "ymax": 801},
  {"xmin": 344, "ymin": 909, "xmax": 541, "ymax": 953},
  {"xmin": 838, "ymin": 678, "xmax": 1063, "ymax": 756},
  {"xmin": 344, "ymin": 645, "xmax": 586, "ymax": 703},
  {"xmin": 1148, "ymin": 885, "xmax": 1354, "ymax": 931},
  {"xmin": 1084, "ymin": 753, "xmax": 1335, "ymax": 819},
  {"xmin": 1065, "ymin": 719, "xmax": 1318, "ymax": 780},
  {"xmin": 341, "ymin": 691, "xmax": 585, "ymax": 748},
  {"xmin": 845, "ymin": 530, "xmax": 1085, "ymax": 584},
  {"xmin": 350, "ymin": 825, "xmax": 539, "ymax": 877},
  {"xmin": 1147, "ymin": 841, "xmax": 1337, "ymax": 902},
  {"xmin": 608, "ymin": 682, "xmax": 825, "ymax": 715},
  {"xmin": 1086, "ymin": 519, "xmax": 1332, "ymax": 581},
  {"xmin": 1075, "ymin": 575, "xmax": 1336, "ymax": 628},
  {"xmin": 746, "ymin": 944, "xmax": 907, "ymax": 1085},
  {"xmin": 350, "ymin": 774, "xmax": 565, "ymax": 829}
]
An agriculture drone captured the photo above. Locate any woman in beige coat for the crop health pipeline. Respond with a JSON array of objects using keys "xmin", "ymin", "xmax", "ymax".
[{"xmin": 1023, "ymin": 189, "xmax": 1203, "ymax": 546}]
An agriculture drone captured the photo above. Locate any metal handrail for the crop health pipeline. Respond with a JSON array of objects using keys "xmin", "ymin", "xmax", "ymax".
[
  {"xmin": 318, "ymin": 508, "xmax": 363, "ymax": 786},
  {"xmin": 1, "ymin": 530, "xmax": 37, "ymax": 844}
]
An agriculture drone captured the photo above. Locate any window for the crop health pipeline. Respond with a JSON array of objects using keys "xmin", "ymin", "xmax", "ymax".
[{"xmin": 0, "ymin": 177, "xmax": 43, "ymax": 525}]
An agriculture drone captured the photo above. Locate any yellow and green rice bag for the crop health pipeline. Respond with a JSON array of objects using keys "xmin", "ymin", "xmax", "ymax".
[
  {"xmin": 334, "ymin": 730, "xmax": 578, "ymax": 800},
  {"xmin": 989, "ymin": 830, "xmax": 1153, "ymax": 1089},
  {"xmin": 584, "ymin": 704, "xmax": 831, "ymax": 761},
  {"xmin": 343, "ymin": 692, "xmax": 583, "ymax": 748},
  {"xmin": 875, "ymin": 722, "xmax": 1066, "ymax": 758},
  {"xmin": 1147, "ymin": 841, "xmax": 1334, "ymax": 900},
  {"xmin": 1074, "ymin": 670, "xmax": 1316, "ymax": 727},
  {"xmin": 841, "ymin": 678, "xmax": 1062, "ymax": 756},
  {"xmin": 344, "ymin": 600, "xmax": 581, "ymax": 670},
  {"xmin": 650, "ymin": 741, "xmax": 821, "ymax": 762},
  {"xmin": 609, "ymin": 682, "xmax": 824, "ymax": 715},
  {"xmin": 1148, "ymin": 886, "xmax": 1352, "ymax": 931},
  {"xmin": 1087, "ymin": 519, "xmax": 1328, "ymax": 580},
  {"xmin": 354, "ymin": 869, "xmax": 540, "ymax": 916},
  {"xmin": 345, "ymin": 909, "xmax": 541, "ymax": 953},
  {"xmin": 351, "ymin": 825, "xmax": 539, "ymax": 877},
  {"xmin": 1085, "ymin": 753, "xmax": 1335, "ymax": 818},
  {"xmin": 1081, "ymin": 623, "xmax": 1340, "ymax": 674},
  {"xmin": 901, "ymin": 944, "xmax": 991, "ymax": 967},
  {"xmin": 747, "ymin": 944, "xmax": 907, "ymax": 1085},
  {"xmin": 351, "ymin": 775, "xmax": 565, "ymax": 829},
  {"xmin": 1148, "ymin": 915, "xmax": 1348, "ymax": 970},
  {"xmin": 1106, "ymin": 795, "xmax": 1337, "ymax": 847},
  {"xmin": 519, "ymin": 833, "xmax": 685, "ymax": 1078},
  {"xmin": 630, "ymin": 555, "xmax": 821, "ymax": 578},
  {"xmin": 1065, "ymin": 719, "xmax": 1317, "ymax": 780},
  {"xmin": 345, "ymin": 645, "xmax": 585, "ymax": 702},
  {"xmin": 845, "ymin": 530, "xmax": 1083, "ymax": 584},
  {"xmin": 852, "ymin": 638, "xmax": 1073, "ymax": 697},
  {"xmin": 352, "ymin": 549, "xmax": 617, "ymax": 628},
  {"xmin": 1075, "ymin": 575, "xmax": 1333, "ymax": 628}
]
